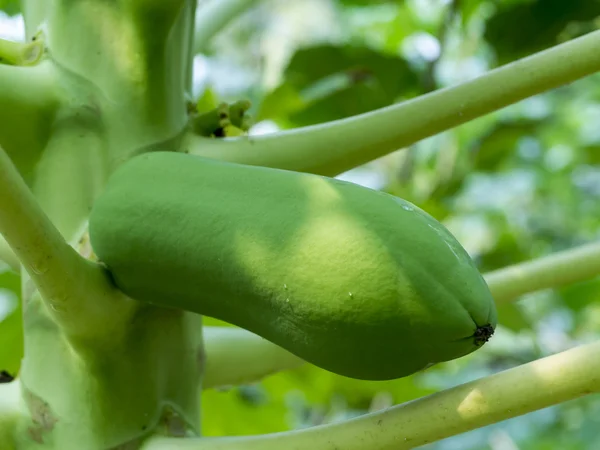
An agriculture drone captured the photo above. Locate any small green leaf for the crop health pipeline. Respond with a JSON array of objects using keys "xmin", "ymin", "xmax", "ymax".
[{"xmin": 196, "ymin": 86, "xmax": 219, "ymax": 113}]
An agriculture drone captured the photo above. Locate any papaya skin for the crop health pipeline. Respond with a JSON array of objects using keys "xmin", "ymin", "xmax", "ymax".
[{"xmin": 88, "ymin": 151, "xmax": 497, "ymax": 381}]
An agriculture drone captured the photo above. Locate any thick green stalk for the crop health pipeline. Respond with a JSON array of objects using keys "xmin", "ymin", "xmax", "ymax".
[
  {"xmin": 21, "ymin": 0, "xmax": 51, "ymax": 39},
  {"xmin": 142, "ymin": 340, "xmax": 600, "ymax": 450},
  {"xmin": 484, "ymin": 241, "xmax": 600, "ymax": 304},
  {"xmin": 186, "ymin": 29, "xmax": 600, "ymax": 177},
  {"xmin": 193, "ymin": 0, "xmax": 260, "ymax": 53},
  {"xmin": 202, "ymin": 327, "xmax": 304, "ymax": 390},
  {"xmin": 0, "ymin": 145, "xmax": 131, "ymax": 339},
  {"xmin": 42, "ymin": 0, "xmax": 191, "ymax": 157},
  {"xmin": 6, "ymin": 4, "xmax": 207, "ymax": 447}
]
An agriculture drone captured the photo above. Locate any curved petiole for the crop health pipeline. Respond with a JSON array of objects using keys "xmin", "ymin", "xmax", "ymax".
[
  {"xmin": 186, "ymin": 29, "xmax": 600, "ymax": 177},
  {"xmin": 193, "ymin": 0, "xmax": 261, "ymax": 54},
  {"xmin": 202, "ymin": 326, "xmax": 305, "ymax": 390},
  {"xmin": 484, "ymin": 240, "xmax": 600, "ymax": 304},
  {"xmin": 0, "ymin": 146, "xmax": 133, "ymax": 340},
  {"xmin": 142, "ymin": 339, "xmax": 600, "ymax": 450}
]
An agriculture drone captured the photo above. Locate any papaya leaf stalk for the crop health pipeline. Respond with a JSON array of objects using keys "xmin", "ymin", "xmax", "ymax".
[
  {"xmin": 141, "ymin": 339, "xmax": 600, "ymax": 450},
  {"xmin": 0, "ymin": 37, "xmax": 44, "ymax": 66},
  {"xmin": 0, "ymin": 145, "xmax": 131, "ymax": 339},
  {"xmin": 186, "ymin": 29, "xmax": 600, "ymax": 177},
  {"xmin": 485, "ymin": 240, "xmax": 600, "ymax": 304},
  {"xmin": 193, "ymin": 0, "xmax": 260, "ymax": 53},
  {"xmin": 202, "ymin": 326, "xmax": 305, "ymax": 390}
]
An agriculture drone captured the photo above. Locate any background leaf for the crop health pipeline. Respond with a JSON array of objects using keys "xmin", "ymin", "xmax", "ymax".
[
  {"xmin": 0, "ymin": 0, "xmax": 20, "ymax": 16},
  {"xmin": 0, "ymin": 268, "xmax": 22, "ymax": 375}
]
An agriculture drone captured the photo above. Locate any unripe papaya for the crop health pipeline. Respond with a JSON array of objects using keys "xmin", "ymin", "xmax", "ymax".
[{"xmin": 88, "ymin": 151, "xmax": 496, "ymax": 380}]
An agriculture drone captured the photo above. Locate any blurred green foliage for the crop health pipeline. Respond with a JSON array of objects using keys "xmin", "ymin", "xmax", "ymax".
[
  {"xmin": 2, "ymin": 0, "xmax": 600, "ymax": 448},
  {"xmin": 256, "ymin": 44, "xmax": 419, "ymax": 126},
  {"xmin": 0, "ymin": 0, "xmax": 19, "ymax": 16},
  {"xmin": 485, "ymin": 0, "xmax": 600, "ymax": 64},
  {"xmin": 0, "ymin": 269, "xmax": 22, "ymax": 376}
]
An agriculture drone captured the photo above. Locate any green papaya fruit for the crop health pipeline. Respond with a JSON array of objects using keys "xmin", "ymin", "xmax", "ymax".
[{"xmin": 88, "ymin": 151, "xmax": 496, "ymax": 380}]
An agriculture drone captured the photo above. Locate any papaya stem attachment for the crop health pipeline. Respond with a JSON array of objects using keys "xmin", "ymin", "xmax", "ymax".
[
  {"xmin": 142, "ymin": 340, "xmax": 600, "ymax": 450},
  {"xmin": 191, "ymin": 100, "xmax": 252, "ymax": 137},
  {"xmin": 0, "ymin": 37, "xmax": 44, "ymax": 67},
  {"xmin": 202, "ymin": 326, "xmax": 304, "ymax": 390},
  {"xmin": 484, "ymin": 240, "xmax": 600, "ymax": 304},
  {"xmin": 186, "ymin": 29, "xmax": 600, "ymax": 177},
  {"xmin": 0, "ymin": 146, "xmax": 132, "ymax": 339},
  {"xmin": 194, "ymin": 0, "xmax": 260, "ymax": 53}
]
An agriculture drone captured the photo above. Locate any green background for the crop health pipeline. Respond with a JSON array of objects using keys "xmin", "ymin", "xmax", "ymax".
[{"xmin": 2, "ymin": 0, "xmax": 600, "ymax": 448}]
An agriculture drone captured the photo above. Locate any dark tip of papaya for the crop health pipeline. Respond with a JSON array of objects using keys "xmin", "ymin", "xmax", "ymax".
[
  {"xmin": 473, "ymin": 324, "xmax": 495, "ymax": 347},
  {"xmin": 0, "ymin": 370, "xmax": 14, "ymax": 383}
]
